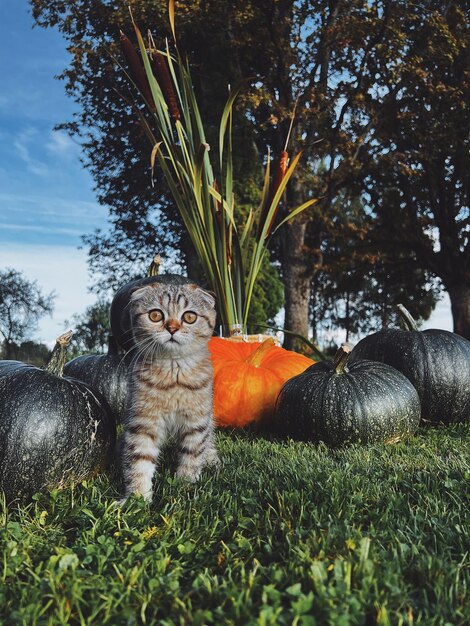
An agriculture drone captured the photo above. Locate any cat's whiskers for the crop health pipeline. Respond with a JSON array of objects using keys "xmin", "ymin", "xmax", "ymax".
[
  {"xmin": 127, "ymin": 336, "xmax": 157, "ymax": 375},
  {"xmin": 120, "ymin": 333, "xmax": 150, "ymax": 369},
  {"xmin": 141, "ymin": 338, "xmax": 161, "ymax": 375}
]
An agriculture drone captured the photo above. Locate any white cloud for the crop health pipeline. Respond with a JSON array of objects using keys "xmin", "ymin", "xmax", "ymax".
[
  {"xmin": 13, "ymin": 127, "xmax": 49, "ymax": 177},
  {"xmin": 0, "ymin": 191, "xmax": 104, "ymax": 218},
  {"xmin": 422, "ymin": 293, "xmax": 453, "ymax": 332},
  {"xmin": 0, "ymin": 192, "xmax": 109, "ymax": 238},
  {"xmin": 0, "ymin": 222, "xmax": 86, "ymax": 237},
  {"xmin": 0, "ymin": 243, "xmax": 101, "ymax": 347},
  {"xmin": 46, "ymin": 131, "xmax": 79, "ymax": 159}
]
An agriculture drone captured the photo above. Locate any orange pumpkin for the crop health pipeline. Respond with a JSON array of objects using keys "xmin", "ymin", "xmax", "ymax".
[{"xmin": 209, "ymin": 337, "xmax": 313, "ymax": 427}]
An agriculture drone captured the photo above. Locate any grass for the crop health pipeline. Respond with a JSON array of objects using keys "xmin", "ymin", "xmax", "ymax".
[{"xmin": 0, "ymin": 425, "xmax": 468, "ymax": 626}]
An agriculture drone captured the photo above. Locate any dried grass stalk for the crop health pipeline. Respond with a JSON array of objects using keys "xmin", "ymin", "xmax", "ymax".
[
  {"xmin": 150, "ymin": 49, "xmax": 181, "ymax": 121},
  {"xmin": 120, "ymin": 31, "xmax": 156, "ymax": 112}
]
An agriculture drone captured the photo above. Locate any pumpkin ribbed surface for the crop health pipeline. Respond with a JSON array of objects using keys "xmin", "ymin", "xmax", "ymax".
[
  {"xmin": 209, "ymin": 337, "xmax": 312, "ymax": 427},
  {"xmin": 64, "ymin": 337, "xmax": 128, "ymax": 424},
  {"xmin": 275, "ymin": 353, "xmax": 421, "ymax": 446},
  {"xmin": 351, "ymin": 327, "xmax": 470, "ymax": 424},
  {"xmin": 0, "ymin": 360, "xmax": 115, "ymax": 502}
]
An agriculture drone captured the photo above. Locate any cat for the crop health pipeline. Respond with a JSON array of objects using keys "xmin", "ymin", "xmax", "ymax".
[{"xmin": 119, "ymin": 275, "xmax": 219, "ymax": 504}]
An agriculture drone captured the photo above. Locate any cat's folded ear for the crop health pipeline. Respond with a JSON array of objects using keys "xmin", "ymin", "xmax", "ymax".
[
  {"xmin": 129, "ymin": 285, "xmax": 151, "ymax": 302},
  {"xmin": 196, "ymin": 287, "xmax": 216, "ymax": 309}
]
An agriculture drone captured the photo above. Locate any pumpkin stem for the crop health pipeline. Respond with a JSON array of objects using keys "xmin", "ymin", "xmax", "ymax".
[
  {"xmin": 45, "ymin": 330, "xmax": 73, "ymax": 377},
  {"xmin": 396, "ymin": 304, "xmax": 419, "ymax": 331},
  {"xmin": 246, "ymin": 338, "xmax": 276, "ymax": 367},
  {"xmin": 333, "ymin": 343, "xmax": 353, "ymax": 374},
  {"xmin": 148, "ymin": 254, "xmax": 161, "ymax": 276}
]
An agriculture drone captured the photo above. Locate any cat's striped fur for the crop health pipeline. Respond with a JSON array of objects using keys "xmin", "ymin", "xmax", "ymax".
[{"xmin": 120, "ymin": 279, "xmax": 218, "ymax": 503}]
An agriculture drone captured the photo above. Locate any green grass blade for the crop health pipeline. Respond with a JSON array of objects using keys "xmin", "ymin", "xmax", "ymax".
[
  {"xmin": 257, "ymin": 151, "xmax": 303, "ymax": 242},
  {"xmin": 250, "ymin": 324, "xmax": 327, "ymax": 360},
  {"xmin": 255, "ymin": 149, "xmax": 272, "ymax": 237},
  {"xmin": 2, "ymin": 425, "xmax": 468, "ymax": 624},
  {"xmin": 132, "ymin": 18, "xmax": 172, "ymax": 135},
  {"xmin": 218, "ymin": 82, "xmax": 244, "ymax": 171},
  {"xmin": 240, "ymin": 209, "xmax": 255, "ymax": 249},
  {"xmin": 270, "ymin": 198, "xmax": 319, "ymax": 236}
]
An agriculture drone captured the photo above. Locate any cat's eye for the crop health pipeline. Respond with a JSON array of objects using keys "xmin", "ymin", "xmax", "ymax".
[
  {"xmin": 148, "ymin": 309, "xmax": 164, "ymax": 323},
  {"xmin": 182, "ymin": 311, "xmax": 197, "ymax": 324}
]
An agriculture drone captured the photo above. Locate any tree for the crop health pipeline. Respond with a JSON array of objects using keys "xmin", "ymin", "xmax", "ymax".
[
  {"xmin": 358, "ymin": 1, "xmax": 470, "ymax": 337},
  {"xmin": 231, "ymin": 0, "xmax": 402, "ymax": 347},
  {"xmin": 31, "ymin": 1, "xmax": 456, "ymax": 344},
  {"xmin": 309, "ymin": 194, "xmax": 440, "ymax": 342},
  {"xmin": 0, "ymin": 340, "xmax": 51, "ymax": 367},
  {"xmin": 30, "ymin": 0, "xmax": 264, "ymax": 280},
  {"xmin": 66, "ymin": 298, "xmax": 111, "ymax": 357},
  {"xmin": 312, "ymin": 258, "xmax": 440, "ymax": 341},
  {"xmin": 0, "ymin": 268, "xmax": 55, "ymax": 359},
  {"xmin": 30, "ymin": 0, "xmax": 386, "ymax": 346}
]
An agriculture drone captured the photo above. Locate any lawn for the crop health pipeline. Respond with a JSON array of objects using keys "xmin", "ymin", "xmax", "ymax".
[{"xmin": 0, "ymin": 424, "xmax": 468, "ymax": 626}]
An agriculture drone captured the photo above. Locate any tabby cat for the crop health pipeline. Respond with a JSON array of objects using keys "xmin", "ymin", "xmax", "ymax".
[{"xmin": 119, "ymin": 276, "xmax": 218, "ymax": 503}]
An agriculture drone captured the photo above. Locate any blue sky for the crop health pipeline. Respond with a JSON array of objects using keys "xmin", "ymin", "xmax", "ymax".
[
  {"xmin": 0, "ymin": 0, "xmax": 109, "ymax": 345},
  {"xmin": 0, "ymin": 0, "xmax": 453, "ymax": 347}
]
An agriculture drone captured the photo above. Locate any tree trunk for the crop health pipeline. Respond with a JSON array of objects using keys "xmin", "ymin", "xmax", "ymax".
[
  {"xmin": 281, "ymin": 219, "xmax": 311, "ymax": 351},
  {"xmin": 3, "ymin": 340, "xmax": 13, "ymax": 360},
  {"xmin": 179, "ymin": 231, "xmax": 206, "ymax": 287},
  {"xmin": 446, "ymin": 283, "xmax": 470, "ymax": 340}
]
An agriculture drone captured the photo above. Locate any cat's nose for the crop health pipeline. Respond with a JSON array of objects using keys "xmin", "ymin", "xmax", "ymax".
[{"xmin": 165, "ymin": 320, "xmax": 180, "ymax": 335}]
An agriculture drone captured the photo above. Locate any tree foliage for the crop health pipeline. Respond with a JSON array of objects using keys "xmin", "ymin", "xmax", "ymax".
[
  {"xmin": 357, "ymin": 2, "xmax": 470, "ymax": 338},
  {"xmin": 30, "ymin": 0, "xmax": 470, "ymax": 340},
  {"xmin": 309, "ymin": 193, "xmax": 441, "ymax": 341},
  {"xmin": 66, "ymin": 298, "xmax": 111, "ymax": 357},
  {"xmin": 0, "ymin": 268, "xmax": 55, "ymax": 359},
  {"xmin": 312, "ymin": 259, "xmax": 441, "ymax": 342},
  {"xmin": 0, "ymin": 340, "xmax": 51, "ymax": 367}
]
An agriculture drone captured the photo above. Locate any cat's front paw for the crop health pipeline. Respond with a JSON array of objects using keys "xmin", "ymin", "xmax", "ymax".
[
  {"xmin": 115, "ymin": 491, "xmax": 153, "ymax": 507},
  {"xmin": 204, "ymin": 450, "xmax": 220, "ymax": 468},
  {"xmin": 176, "ymin": 465, "xmax": 202, "ymax": 482}
]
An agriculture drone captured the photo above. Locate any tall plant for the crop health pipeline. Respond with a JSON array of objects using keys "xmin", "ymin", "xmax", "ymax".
[{"xmin": 119, "ymin": 2, "xmax": 317, "ymax": 333}]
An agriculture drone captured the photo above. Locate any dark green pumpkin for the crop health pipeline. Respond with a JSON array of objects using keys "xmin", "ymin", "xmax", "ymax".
[
  {"xmin": 0, "ymin": 331, "xmax": 116, "ymax": 503},
  {"xmin": 110, "ymin": 272, "xmax": 194, "ymax": 352},
  {"xmin": 350, "ymin": 304, "xmax": 470, "ymax": 424},
  {"xmin": 64, "ymin": 335, "xmax": 128, "ymax": 423},
  {"xmin": 275, "ymin": 344, "xmax": 421, "ymax": 446}
]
